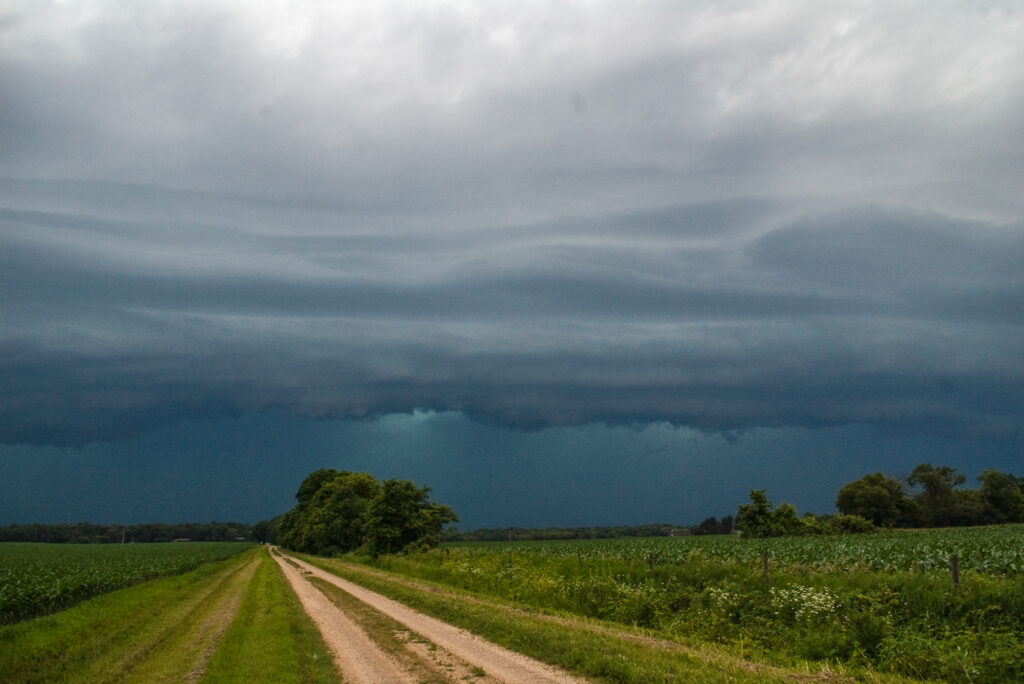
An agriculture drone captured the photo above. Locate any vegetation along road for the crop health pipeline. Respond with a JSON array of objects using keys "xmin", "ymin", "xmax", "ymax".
[
  {"xmin": 2, "ymin": 540, "xmax": 878, "ymax": 683},
  {"xmin": 273, "ymin": 547, "xmax": 586, "ymax": 683}
]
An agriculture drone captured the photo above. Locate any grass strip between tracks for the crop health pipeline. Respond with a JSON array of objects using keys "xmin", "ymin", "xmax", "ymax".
[
  {"xmin": 1, "ymin": 548, "xmax": 339, "ymax": 684},
  {"xmin": 0, "ymin": 549, "xmax": 259, "ymax": 683},
  {"xmin": 201, "ymin": 548, "xmax": 338, "ymax": 683}
]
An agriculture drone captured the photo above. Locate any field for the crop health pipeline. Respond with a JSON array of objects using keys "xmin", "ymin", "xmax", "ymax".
[
  {"xmin": 3, "ymin": 528, "xmax": 1023, "ymax": 682},
  {"xmin": 0, "ymin": 546, "xmax": 338, "ymax": 683},
  {"xmin": 453, "ymin": 524, "xmax": 1024, "ymax": 574},
  {"xmin": 0, "ymin": 541, "xmax": 252, "ymax": 622},
  {"xmin": 359, "ymin": 525, "xmax": 1024, "ymax": 682}
]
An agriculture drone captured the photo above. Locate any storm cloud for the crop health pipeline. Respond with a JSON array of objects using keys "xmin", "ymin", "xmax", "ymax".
[{"xmin": 2, "ymin": 0, "xmax": 1023, "ymax": 450}]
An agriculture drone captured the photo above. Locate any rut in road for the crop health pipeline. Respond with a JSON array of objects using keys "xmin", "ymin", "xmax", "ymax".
[
  {"xmin": 272, "ymin": 550, "xmax": 416, "ymax": 683},
  {"xmin": 274, "ymin": 549, "xmax": 589, "ymax": 684}
]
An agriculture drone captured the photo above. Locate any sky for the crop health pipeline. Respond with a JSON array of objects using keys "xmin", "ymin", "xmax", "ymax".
[{"xmin": 1, "ymin": 0, "xmax": 1022, "ymax": 529}]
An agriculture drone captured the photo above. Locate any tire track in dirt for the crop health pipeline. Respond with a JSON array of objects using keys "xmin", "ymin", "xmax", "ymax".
[
  {"xmin": 182, "ymin": 553, "xmax": 262, "ymax": 683},
  {"xmin": 277, "ymin": 550, "xmax": 588, "ymax": 684},
  {"xmin": 271, "ymin": 550, "xmax": 417, "ymax": 683}
]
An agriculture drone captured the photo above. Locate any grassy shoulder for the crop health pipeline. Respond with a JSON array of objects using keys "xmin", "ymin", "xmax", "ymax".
[
  {"xmin": 293, "ymin": 552, "xmax": 891, "ymax": 684},
  {"xmin": 350, "ymin": 540, "xmax": 1024, "ymax": 683},
  {"xmin": 0, "ymin": 549, "xmax": 258, "ymax": 683},
  {"xmin": 201, "ymin": 548, "xmax": 338, "ymax": 683},
  {"xmin": 0, "ymin": 541, "xmax": 255, "ymax": 623}
]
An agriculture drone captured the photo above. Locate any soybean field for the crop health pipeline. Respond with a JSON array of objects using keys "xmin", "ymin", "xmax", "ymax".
[
  {"xmin": 0, "ymin": 541, "xmax": 252, "ymax": 623},
  {"xmin": 451, "ymin": 524, "xmax": 1024, "ymax": 575},
  {"xmin": 368, "ymin": 525, "xmax": 1024, "ymax": 681}
]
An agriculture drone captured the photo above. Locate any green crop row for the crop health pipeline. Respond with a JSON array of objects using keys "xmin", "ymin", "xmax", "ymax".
[
  {"xmin": 367, "ymin": 525, "xmax": 1024, "ymax": 681},
  {"xmin": 448, "ymin": 524, "xmax": 1024, "ymax": 574},
  {"xmin": 0, "ymin": 542, "xmax": 253, "ymax": 623}
]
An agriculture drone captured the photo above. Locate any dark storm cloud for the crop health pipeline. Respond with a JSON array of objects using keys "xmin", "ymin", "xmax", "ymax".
[{"xmin": 2, "ymin": 1, "xmax": 1023, "ymax": 446}]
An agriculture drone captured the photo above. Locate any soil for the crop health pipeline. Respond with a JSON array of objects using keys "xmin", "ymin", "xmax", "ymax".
[
  {"xmin": 272, "ymin": 549, "xmax": 588, "ymax": 683},
  {"xmin": 272, "ymin": 550, "xmax": 417, "ymax": 683}
]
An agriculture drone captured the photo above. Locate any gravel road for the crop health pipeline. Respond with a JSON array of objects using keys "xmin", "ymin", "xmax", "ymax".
[
  {"xmin": 274, "ymin": 549, "xmax": 588, "ymax": 683},
  {"xmin": 272, "ymin": 550, "xmax": 416, "ymax": 683}
]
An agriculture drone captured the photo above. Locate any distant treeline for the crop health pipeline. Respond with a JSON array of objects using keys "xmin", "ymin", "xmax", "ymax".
[
  {"xmin": 836, "ymin": 463, "xmax": 1024, "ymax": 528},
  {"xmin": 736, "ymin": 463, "xmax": 1024, "ymax": 538},
  {"xmin": 0, "ymin": 521, "xmax": 269, "ymax": 544},
  {"xmin": 443, "ymin": 522, "xmax": 696, "ymax": 542}
]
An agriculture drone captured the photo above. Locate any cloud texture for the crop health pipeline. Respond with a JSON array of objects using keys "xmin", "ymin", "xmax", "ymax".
[{"xmin": 2, "ymin": 1, "xmax": 1023, "ymax": 446}]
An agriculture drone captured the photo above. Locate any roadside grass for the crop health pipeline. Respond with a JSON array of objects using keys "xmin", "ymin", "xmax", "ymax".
[
  {"xmin": 0, "ymin": 541, "xmax": 253, "ymax": 623},
  {"xmin": 350, "ymin": 540, "xmax": 1024, "ymax": 682},
  {"xmin": 117, "ymin": 551, "xmax": 260, "ymax": 683},
  {"xmin": 0, "ymin": 549, "xmax": 258, "ymax": 683},
  {"xmin": 295, "ymin": 553, "xmax": 885, "ymax": 684},
  {"xmin": 201, "ymin": 549, "xmax": 338, "ymax": 683}
]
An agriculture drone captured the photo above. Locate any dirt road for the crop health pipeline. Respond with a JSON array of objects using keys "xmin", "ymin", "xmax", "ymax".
[
  {"xmin": 272, "ymin": 550, "xmax": 416, "ymax": 683},
  {"xmin": 272, "ymin": 549, "xmax": 588, "ymax": 683}
]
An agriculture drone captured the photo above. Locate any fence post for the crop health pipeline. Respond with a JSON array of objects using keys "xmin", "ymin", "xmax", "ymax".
[
  {"xmin": 648, "ymin": 552, "xmax": 655, "ymax": 570},
  {"xmin": 762, "ymin": 550, "xmax": 770, "ymax": 586},
  {"xmin": 951, "ymin": 554, "xmax": 960, "ymax": 588}
]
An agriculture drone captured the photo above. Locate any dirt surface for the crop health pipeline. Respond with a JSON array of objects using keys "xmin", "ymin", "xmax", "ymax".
[
  {"xmin": 305, "ymin": 557, "xmax": 855, "ymax": 684},
  {"xmin": 275, "ymin": 549, "xmax": 588, "ymax": 684},
  {"xmin": 272, "ymin": 551, "xmax": 418, "ymax": 683}
]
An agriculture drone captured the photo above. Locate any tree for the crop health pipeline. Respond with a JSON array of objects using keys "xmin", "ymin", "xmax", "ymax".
[
  {"xmin": 277, "ymin": 470, "xmax": 457, "ymax": 556},
  {"xmin": 835, "ymin": 473, "xmax": 913, "ymax": 527},
  {"xmin": 364, "ymin": 479, "xmax": 457, "ymax": 556},
  {"xmin": 977, "ymin": 469, "xmax": 1024, "ymax": 523},
  {"xmin": 769, "ymin": 502, "xmax": 811, "ymax": 536},
  {"xmin": 907, "ymin": 463, "xmax": 965, "ymax": 526},
  {"xmin": 298, "ymin": 472, "xmax": 380, "ymax": 554},
  {"xmin": 295, "ymin": 468, "xmax": 342, "ymax": 508},
  {"xmin": 736, "ymin": 490, "xmax": 774, "ymax": 538}
]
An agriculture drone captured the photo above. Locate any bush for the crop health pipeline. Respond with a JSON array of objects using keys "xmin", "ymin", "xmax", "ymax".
[{"xmin": 822, "ymin": 515, "xmax": 876, "ymax": 535}]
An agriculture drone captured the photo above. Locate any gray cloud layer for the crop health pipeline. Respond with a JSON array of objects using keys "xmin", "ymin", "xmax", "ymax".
[{"xmin": 2, "ymin": 1, "xmax": 1022, "ymax": 445}]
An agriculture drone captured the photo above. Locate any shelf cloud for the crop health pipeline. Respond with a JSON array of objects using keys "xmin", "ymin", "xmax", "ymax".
[{"xmin": 2, "ymin": 0, "xmax": 1023, "ymax": 452}]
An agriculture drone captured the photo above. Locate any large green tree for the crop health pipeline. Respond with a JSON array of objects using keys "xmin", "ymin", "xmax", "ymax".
[
  {"xmin": 906, "ymin": 463, "xmax": 981, "ymax": 526},
  {"xmin": 835, "ymin": 472, "xmax": 914, "ymax": 527},
  {"xmin": 364, "ymin": 479, "xmax": 458, "ymax": 556},
  {"xmin": 978, "ymin": 469, "xmax": 1024, "ymax": 523},
  {"xmin": 298, "ymin": 472, "xmax": 381, "ymax": 554},
  {"xmin": 277, "ymin": 470, "xmax": 457, "ymax": 556},
  {"xmin": 833, "ymin": 464, "xmax": 1024, "ymax": 529}
]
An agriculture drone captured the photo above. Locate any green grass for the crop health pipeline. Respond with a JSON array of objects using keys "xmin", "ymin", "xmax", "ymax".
[
  {"xmin": 201, "ymin": 549, "xmax": 338, "ymax": 683},
  {"xmin": 446, "ymin": 525, "xmax": 1024, "ymax": 575},
  {"xmin": 0, "ymin": 549, "xmax": 258, "ymax": 683},
  {"xmin": 0, "ymin": 541, "xmax": 254, "ymax": 622},
  {"xmin": 313, "ymin": 527, "xmax": 1024, "ymax": 682},
  {"xmin": 297, "ymin": 553, "xmax": 869, "ymax": 684}
]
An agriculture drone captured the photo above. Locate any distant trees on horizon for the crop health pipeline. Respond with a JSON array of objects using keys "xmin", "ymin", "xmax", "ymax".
[
  {"xmin": 0, "ymin": 520, "xmax": 258, "ymax": 544},
  {"xmin": 737, "ymin": 463, "xmax": 1024, "ymax": 538},
  {"xmin": 836, "ymin": 463, "xmax": 1024, "ymax": 528},
  {"xmin": 6, "ymin": 463, "xmax": 1022, "ymax": 546}
]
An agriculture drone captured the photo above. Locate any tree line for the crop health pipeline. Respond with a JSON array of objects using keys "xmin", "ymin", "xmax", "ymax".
[
  {"xmin": 836, "ymin": 463, "xmax": 1024, "ymax": 528},
  {"xmin": 0, "ymin": 521, "xmax": 260, "ymax": 544},
  {"xmin": 443, "ymin": 523, "xmax": 684, "ymax": 542},
  {"xmin": 274, "ymin": 469, "xmax": 457, "ymax": 556},
  {"xmin": 737, "ymin": 463, "xmax": 1024, "ymax": 538}
]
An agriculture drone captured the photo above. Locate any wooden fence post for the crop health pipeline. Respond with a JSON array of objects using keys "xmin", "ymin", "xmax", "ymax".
[
  {"xmin": 762, "ymin": 550, "xmax": 770, "ymax": 585},
  {"xmin": 951, "ymin": 554, "xmax": 960, "ymax": 588},
  {"xmin": 648, "ymin": 553, "xmax": 655, "ymax": 570}
]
